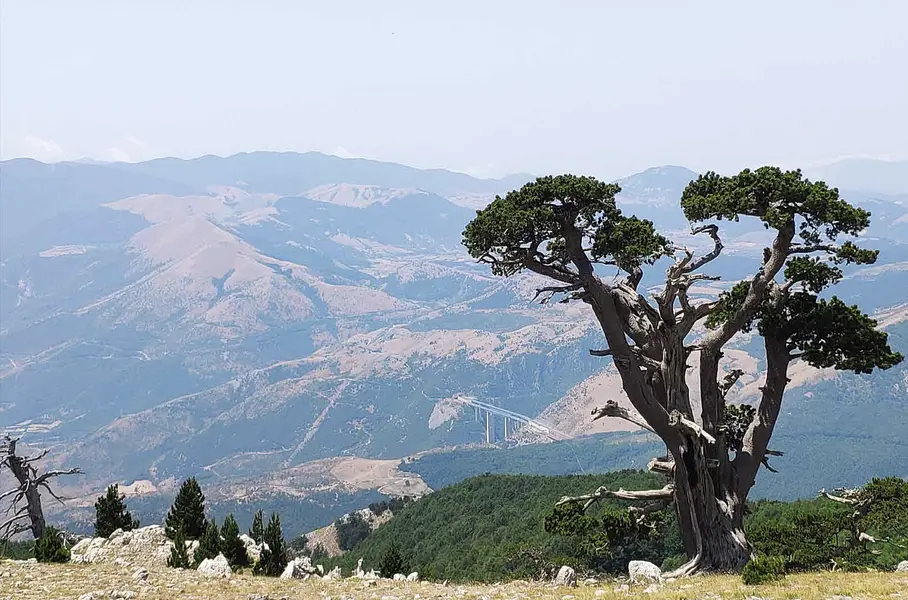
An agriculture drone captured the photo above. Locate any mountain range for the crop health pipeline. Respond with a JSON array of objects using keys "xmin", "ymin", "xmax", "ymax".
[{"xmin": 1, "ymin": 152, "xmax": 906, "ymax": 533}]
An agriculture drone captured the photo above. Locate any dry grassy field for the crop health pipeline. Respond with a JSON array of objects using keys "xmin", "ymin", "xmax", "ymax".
[{"xmin": 1, "ymin": 560, "xmax": 906, "ymax": 600}]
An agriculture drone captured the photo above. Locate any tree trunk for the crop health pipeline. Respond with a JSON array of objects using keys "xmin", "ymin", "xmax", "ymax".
[{"xmin": 668, "ymin": 442, "xmax": 751, "ymax": 575}]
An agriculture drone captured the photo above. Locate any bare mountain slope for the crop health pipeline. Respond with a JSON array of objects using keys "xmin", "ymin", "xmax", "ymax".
[{"xmin": 1, "ymin": 153, "xmax": 906, "ymax": 520}]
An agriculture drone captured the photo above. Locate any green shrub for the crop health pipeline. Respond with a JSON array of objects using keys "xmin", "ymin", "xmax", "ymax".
[
  {"xmin": 167, "ymin": 527, "xmax": 191, "ymax": 569},
  {"xmin": 742, "ymin": 555, "xmax": 786, "ymax": 585},
  {"xmin": 378, "ymin": 543, "xmax": 406, "ymax": 578},
  {"xmin": 253, "ymin": 513, "xmax": 288, "ymax": 577},
  {"xmin": 336, "ymin": 511, "xmax": 371, "ymax": 551},
  {"xmin": 35, "ymin": 526, "xmax": 70, "ymax": 563},
  {"xmin": 249, "ymin": 509, "xmax": 264, "ymax": 544},
  {"xmin": 194, "ymin": 518, "xmax": 221, "ymax": 566},
  {"xmin": 0, "ymin": 539, "xmax": 34, "ymax": 560},
  {"xmin": 165, "ymin": 477, "xmax": 207, "ymax": 540},
  {"xmin": 94, "ymin": 484, "xmax": 140, "ymax": 538},
  {"xmin": 220, "ymin": 514, "xmax": 248, "ymax": 568},
  {"xmin": 660, "ymin": 553, "xmax": 687, "ymax": 573}
]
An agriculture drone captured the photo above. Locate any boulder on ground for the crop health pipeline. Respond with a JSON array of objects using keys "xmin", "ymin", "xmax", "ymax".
[
  {"xmin": 239, "ymin": 534, "xmax": 267, "ymax": 564},
  {"xmin": 197, "ymin": 553, "xmax": 232, "ymax": 578},
  {"xmin": 554, "ymin": 565, "xmax": 577, "ymax": 587},
  {"xmin": 323, "ymin": 566, "xmax": 343, "ymax": 581},
  {"xmin": 71, "ymin": 525, "xmax": 183, "ymax": 567},
  {"xmin": 628, "ymin": 560, "xmax": 662, "ymax": 584},
  {"xmin": 897, "ymin": 560, "xmax": 908, "ymax": 572},
  {"xmin": 393, "ymin": 573, "xmax": 407, "ymax": 581},
  {"xmin": 407, "ymin": 572, "xmax": 419, "ymax": 582},
  {"xmin": 280, "ymin": 556, "xmax": 319, "ymax": 580}
]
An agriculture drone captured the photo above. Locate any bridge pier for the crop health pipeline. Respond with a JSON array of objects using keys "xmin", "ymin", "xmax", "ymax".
[{"xmin": 485, "ymin": 412, "xmax": 492, "ymax": 444}]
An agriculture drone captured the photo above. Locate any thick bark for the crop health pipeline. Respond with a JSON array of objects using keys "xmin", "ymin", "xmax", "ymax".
[{"xmin": 668, "ymin": 440, "xmax": 751, "ymax": 575}]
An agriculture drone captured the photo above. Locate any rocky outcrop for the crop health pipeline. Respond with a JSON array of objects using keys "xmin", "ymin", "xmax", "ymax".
[
  {"xmin": 197, "ymin": 554, "xmax": 232, "ymax": 578},
  {"xmin": 554, "ymin": 565, "xmax": 576, "ymax": 587},
  {"xmin": 279, "ymin": 556, "xmax": 319, "ymax": 580},
  {"xmin": 628, "ymin": 560, "xmax": 662, "ymax": 584},
  {"xmin": 71, "ymin": 526, "xmax": 196, "ymax": 567},
  {"xmin": 239, "ymin": 534, "xmax": 266, "ymax": 564},
  {"xmin": 323, "ymin": 566, "xmax": 343, "ymax": 581}
]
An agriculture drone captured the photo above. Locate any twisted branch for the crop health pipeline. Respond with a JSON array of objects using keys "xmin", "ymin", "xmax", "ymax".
[
  {"xmin": 557, "ymin": 484, "xmax": 675, "ymax": 511},
  {"xmin": 591, "ymin": 400, "xmax": 657, "ymax": 434},
  {"xmin": 669, "ymin": 410, "xmax": 716, "ymax": 444}
]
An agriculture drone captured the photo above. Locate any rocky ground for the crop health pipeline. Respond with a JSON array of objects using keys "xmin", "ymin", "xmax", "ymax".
[{"xmin": 1, "ymin": 560, "xmax": 906, "ymax": 600}]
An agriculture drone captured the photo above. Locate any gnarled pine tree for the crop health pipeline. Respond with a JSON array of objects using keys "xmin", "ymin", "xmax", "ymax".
[{"xmin": 462, "ymin": 168, "xmax": 903, "ymax": 575}]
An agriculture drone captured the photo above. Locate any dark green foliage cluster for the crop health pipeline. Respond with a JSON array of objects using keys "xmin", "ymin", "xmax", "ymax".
[
  {"xmin": 321, "ymin": 471, "xmax": 680, "ymax": 582},
  {"xmin": 220, "ymin": 514, "xmax": 248, "ymax": 569},
  {"xmin": 378, "ymin": 543, "xmax": 406, "ymax": 578},
  {"xmin": 194, "ymin": 518, "xmax": 221, "ymax": 566},
  {"xmin": 368, "ymin": 496, "xmax": 414, "ymax": 516},
  {"xmin": 315, "ymin": 472, "xmax": 907, "ymax": 582},
  {"xmin": 165, "ymin": 477, "xmax": 207, "ymax": 540},
  {"xmin": 0, "ymin": 539, "xmax": 34, "ymax": 560},
  {"xmin": 685, "ymin": 167, "xmax": 903, "ymax": 375},
  {"xmin": 742, "ymin": 555, "xmax": 786, "ymax": 585},
  {"xmin": 288, "ymin": 534, "xmax": 308, "ymax": 555},
  {"xmin": 462, "ymin": 175, "xmax": 671, "ymax": 277},
  {"xmin": 748, "ymin": 476, "xmax": 908, "ymax": 572},
  {"xmin": 308, "ymin": 542, "xmax": 328, "ymax": 563},
  {"xmin": 718, "ymin": 403, "xmax": 755, "ymax": 452},
  {"xmin": 249, "ymin": 509, "xmax": 264, "ymax": 544},
  {"xmin": 543, "ymin": 500, "xmax": 678, "ymax": 575},
  {"xmin": 94, "ymin": 484, "xmax": 139, "ymax": 538},
  {"xmin": 336, "ymin": 511, "xmax": 372, "ymax": 551},
  {"xmin": 253, "ymin": 513, "xmax": 288, "ymax": 577},
  {"xmin": 35, "ymin": 526, "xmax": 70, "ymax": 563},
  {"xmin": 167, "ymin": 527, "xmax": 191, "ymax": 569}
]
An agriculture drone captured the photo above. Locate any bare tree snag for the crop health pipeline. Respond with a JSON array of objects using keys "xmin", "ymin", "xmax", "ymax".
[{"xmin": 1, "ymin": 435, "xmax": 82, "ymax": 540}]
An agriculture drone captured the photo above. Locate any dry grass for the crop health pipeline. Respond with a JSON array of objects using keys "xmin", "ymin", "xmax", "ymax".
[{"xmin": 1, "ymin": 561, "xmax": 905, "ymax": 600}]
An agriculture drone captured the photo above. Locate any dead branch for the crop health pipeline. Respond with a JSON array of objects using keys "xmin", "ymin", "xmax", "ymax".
[
  {"xmin": 629, "ymin": 500, "xmax": 672, "ymax": 525},
  {"xmin": 719, "ymin": 369, "xmax": 745, "ymax": 397},
  {"xmin": 669, "ymin": 410, "xmax": 716, "ymax": 444},
  {"xmin": 591, "ymin": 400, "xmax": 657, "ymax": 434},
  {"xmin": 533, "ymin": 283, "xmax": 583, "ymax": 304},
  {"xmin": 686, "ymin": 224, "xmax": 724, "ymax": 272},
  {"xmin": 557, "ymin": 483, "xmax": 675, "ymax": 511},
  {"xmin": 647, "ymin": 456, "xmax": 675, "ymax": 476}
]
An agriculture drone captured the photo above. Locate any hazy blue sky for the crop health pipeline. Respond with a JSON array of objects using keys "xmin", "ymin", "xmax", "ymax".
[{"xmin": 2, "ymin": 1, "xmax": 906, "ymax": 179}]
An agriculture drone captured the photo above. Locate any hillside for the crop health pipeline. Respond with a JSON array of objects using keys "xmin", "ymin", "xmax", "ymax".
[
  {"xmin": 2, "ymin": 152, "xmax": 906, "ymax": 531},
  {"xmin": 314, "ymin": 472, "xmax": 908, "ymax": 582},
  {"xmin": 321, "ymin": 471, "xmax": 682, "ymax": 582}
]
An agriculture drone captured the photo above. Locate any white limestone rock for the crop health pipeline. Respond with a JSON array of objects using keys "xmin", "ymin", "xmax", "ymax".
[
  {"xmin": 554, "ymin": 565, "xmax": 577, "ymax": 587},
  {"xmin": 280, "ymin": 556, "xmax": 318, "ymax": 580},
  {"xmin": 197, "ymin": 553, "xmax": 232, "ymax": 578},
  {"xmin": 628, "ymin": 560, "xmax": 662, "ymax": 584}
]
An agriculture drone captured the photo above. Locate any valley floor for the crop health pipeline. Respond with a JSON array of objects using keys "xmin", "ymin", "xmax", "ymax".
[{"xmin": 1, "ymin": 561, "xmax": 906, "ymax": 600}]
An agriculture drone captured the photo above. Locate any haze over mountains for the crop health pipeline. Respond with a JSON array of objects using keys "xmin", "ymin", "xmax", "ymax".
[{"xmin": 1, "ymin": 152, "xmax": 906, "ymax": 532}]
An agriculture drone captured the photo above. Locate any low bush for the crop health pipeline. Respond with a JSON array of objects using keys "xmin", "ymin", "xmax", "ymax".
[
  {"xmin": 742, "ymin": 555, "xmax": 786, "ymax": 585},
  {"xmin": 35, "ymin": 526, "xmax": 70, "ymax": 563}
]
